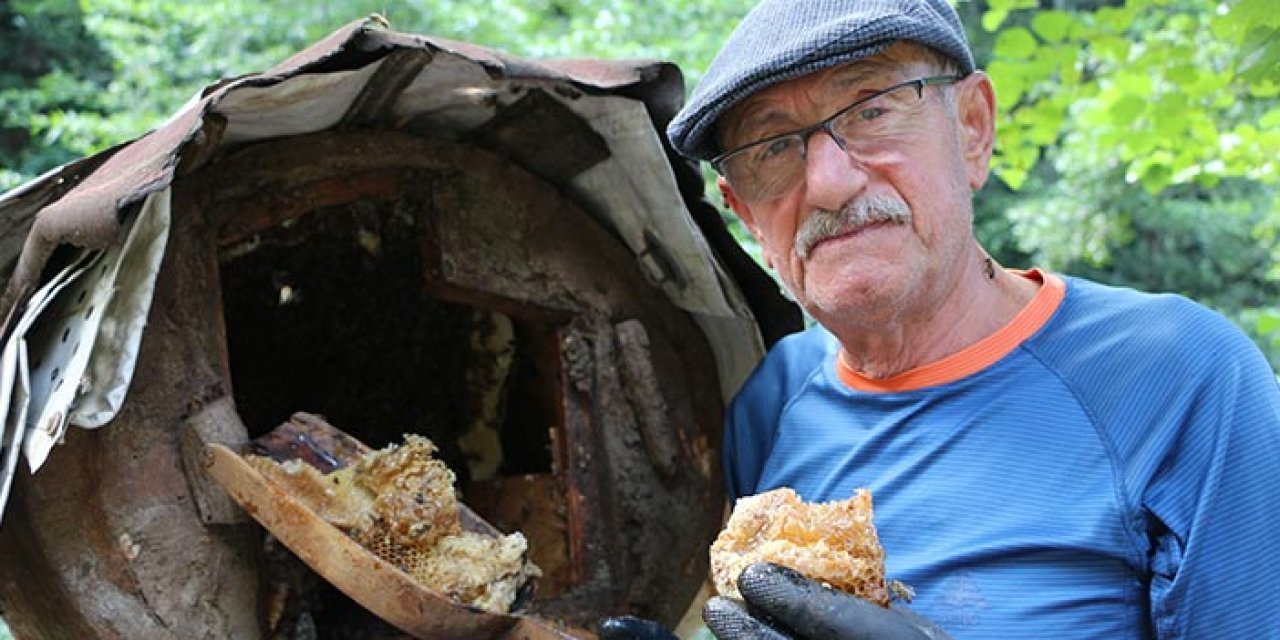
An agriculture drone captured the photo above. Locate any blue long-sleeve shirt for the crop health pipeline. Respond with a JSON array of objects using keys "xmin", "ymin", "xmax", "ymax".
[{"xmin": 725, "ymin": 271, "xmax": 1280, "ymax": 638}]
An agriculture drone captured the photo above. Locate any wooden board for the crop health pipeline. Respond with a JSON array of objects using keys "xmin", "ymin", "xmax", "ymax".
[{"xmin": 204, "ymin": 443, "xmax": 583, "ymax": 640}]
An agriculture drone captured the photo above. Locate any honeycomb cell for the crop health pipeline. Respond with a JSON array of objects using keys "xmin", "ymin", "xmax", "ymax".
[
  {"xmin": 710, "ymin": 487, "xmax": 888, "ymax": 607},
  {"xmin": 247, "ymin": 435, "xmax": 540, "ymax": 613}
]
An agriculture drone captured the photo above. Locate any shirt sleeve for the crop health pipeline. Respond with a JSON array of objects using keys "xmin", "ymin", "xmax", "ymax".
[
  {"xmin": 721, "ymin": 327, "xmax": 833, "ymax": 502},
  {"xmin": 723, "ymin": 367, "xmax": 775, "ymax": 502},
  {"xmin": 1142, "ymin": 324, "xmax": 1280, "ymax": 637}
]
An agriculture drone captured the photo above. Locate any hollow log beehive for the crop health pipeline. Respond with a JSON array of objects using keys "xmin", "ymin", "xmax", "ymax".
[{"xmin": 0, "ymin": 17, "xmax": 799, "ymax": 639}]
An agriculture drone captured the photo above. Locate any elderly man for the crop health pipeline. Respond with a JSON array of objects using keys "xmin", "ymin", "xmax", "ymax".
[{"xmin": 604, "ymin": 0, "xmax": 1280, "ymax": 638}]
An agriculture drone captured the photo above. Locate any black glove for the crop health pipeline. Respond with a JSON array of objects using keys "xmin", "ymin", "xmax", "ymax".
[
  {"xmin": 703, "ymin": 563, "xmax": 949, "ymax": 640},
  {"xmin": 597, "ymin": 615, "xmax": 679, "ymax": 640}
]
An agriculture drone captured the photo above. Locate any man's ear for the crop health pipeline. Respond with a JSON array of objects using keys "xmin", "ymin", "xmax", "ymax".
[
  {"xmin": 718, "ymin": 176, "xmax": 773, "ymax": 268},
  {"xmin": 956, "ymin": 71, "xmax": 996, "ymax": 190}
]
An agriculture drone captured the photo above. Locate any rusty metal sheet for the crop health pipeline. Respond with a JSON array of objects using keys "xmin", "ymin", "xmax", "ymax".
[
  {"xmin": 0, "ymin": 15, "xmax": 798, "ymax": 388},
  {"xmin": 0, "ymin": 88, "xmax": 762, "ymax": 635},
  {"xmin": 0, "ymin": 34, "xmax": 803, "ymax": 637}
]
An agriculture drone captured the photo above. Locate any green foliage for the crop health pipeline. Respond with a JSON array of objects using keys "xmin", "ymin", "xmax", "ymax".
[
  {"xmin": 0, "ymin": 0, "xmax": 763, "ymax": 255},
  {"xmin": 985, "ymin": 0, "xmax": 1278, "ymax": 193},
  {"xmin": 1, "ymin": 0, "xmax": 756, "ymax": 187},
  {"xmin": 1, "ymin": 0, "xmax": 1276, "ymax": 364},
  {"xmin": 0, "ymin": 0, "xmax": 759, "ymax": 196},
  {"xmin": 980, "ymin": 0, "xmax": 1280, "ymax": 366},
  {"xmin": 1052, "ymin": 174, "xmax": 1280, "ymax": 363},
  {"xmin": 0, "ymin": 0, "xmax": 111, "ymax": 189},
  {"xmin": 1227, "ymin": 0, "xmax": 1280, "ymax": 84}
]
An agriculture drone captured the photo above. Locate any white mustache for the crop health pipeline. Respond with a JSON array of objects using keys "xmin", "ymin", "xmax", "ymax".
[{"xmin": 794, "ymin": 195, "xmax": 912, "ymax": 260}]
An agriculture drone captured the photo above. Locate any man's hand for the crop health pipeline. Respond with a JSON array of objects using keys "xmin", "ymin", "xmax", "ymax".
[{"xmin": 702, "ymin": 563, "xmax": 949, "ymax": 640}]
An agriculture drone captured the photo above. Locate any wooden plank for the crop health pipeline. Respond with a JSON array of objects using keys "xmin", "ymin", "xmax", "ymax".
[
  {"xmin": 179, "ymin": 395, "xmax": 251, "ymax": 524},
  {"xmin": 204, "ymin": 442, "xmax": 518, "ymax": 640}
]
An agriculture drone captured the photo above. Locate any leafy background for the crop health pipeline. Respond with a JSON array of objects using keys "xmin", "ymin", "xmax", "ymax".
[
  {"xmin": 0, "ymin": 0, "xmax": 1276, "ymax": 632},
  {"xmin": 3, "ymin": 0, "xmax": 1278, "ymax": 362}
]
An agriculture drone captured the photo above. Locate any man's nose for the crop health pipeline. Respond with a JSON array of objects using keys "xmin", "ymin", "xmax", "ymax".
[{"xmin": 802, "ymin": 129, "xmax": 868, "ymax": 211}]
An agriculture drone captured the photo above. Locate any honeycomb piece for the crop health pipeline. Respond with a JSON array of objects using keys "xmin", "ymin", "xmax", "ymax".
[
  {"xmin": 415, "ymin": 531, "xmax": 538, "ymax": 612},
  {"xmin": 710, "ymin": 487, "xmax": 888, "ymax": 607},
  {"xmin": 352, "ymin": 435, "xmax": 462, "ymax": 548},
  {"xmin": 246, "ymin": 434, "xmax": 539, "ymax": 613}
]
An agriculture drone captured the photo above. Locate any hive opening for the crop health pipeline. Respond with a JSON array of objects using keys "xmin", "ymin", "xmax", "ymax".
[
  {"xmin": 220, "ymin": 196, "xmax": 561, "ymax": 477},
  {"xmin": 217, "ymin": 193, "xmax": 571, "ymax": 635}
]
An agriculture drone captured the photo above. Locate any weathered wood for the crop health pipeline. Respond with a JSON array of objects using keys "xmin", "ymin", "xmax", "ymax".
[
  {"xmin": 250, "ymin": 412, "xmax": 373, "ymax": 472},
  {"xmin": 341, "ymin": 48, "xmax": 434, "ymax": 127},
  {"xmin": 205, "ymin": 443, "xmax": 520, "ymax": 640},
  {"xmin": 472, "ymin": 89, "xmax": 611, "ymax": 184},
  {"xmin": 179, "ymin": 395, "xmax": 251, "ymax": 524},
  {"xmin": 0, "ymin": 182, "xmax": 264, "ymax": 639},
  {"xmin": 614, "ymin": 319, "xmax": 678, "ymax": 478},
  {"xmin": 1, "ymin": 129, "xmax": 724, "ymax": 636},
  {"xmin": 465, "ymin": 473, "xmax": 572, "ymax": 598},
  {"xmin": 249, "ymin": 412, "xmax": 503, "ymax": 537}
]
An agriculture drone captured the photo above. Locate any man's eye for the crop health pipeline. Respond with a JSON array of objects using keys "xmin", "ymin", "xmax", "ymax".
[
  {"xmin": 855, "ymin": 105, "xmax": 889, "ymax": 121},
  {"xmin": 754, "ymin": 137, "xmax": 796, "ymax": 162}
]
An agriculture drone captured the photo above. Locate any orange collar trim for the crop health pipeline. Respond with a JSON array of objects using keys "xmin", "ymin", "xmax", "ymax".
[{"xmin": 837, "ymin": 269, "xmax": 1065, "ymax": 392}]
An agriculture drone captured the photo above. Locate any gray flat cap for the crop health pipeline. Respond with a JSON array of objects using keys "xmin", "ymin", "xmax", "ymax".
[{"xmin": 668, "ymin": 0, "xmax": 975, "ymax": 161}]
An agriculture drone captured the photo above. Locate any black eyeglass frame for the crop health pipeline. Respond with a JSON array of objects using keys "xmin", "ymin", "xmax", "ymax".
[{"xmin": 710, "ymin": 74, "xmax": 966, "ymax": 177}]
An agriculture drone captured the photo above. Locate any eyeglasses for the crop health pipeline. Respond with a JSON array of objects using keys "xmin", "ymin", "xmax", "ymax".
[{"xmin": 711, "ymin": 75, "xmax": 963, "ymax": 203}]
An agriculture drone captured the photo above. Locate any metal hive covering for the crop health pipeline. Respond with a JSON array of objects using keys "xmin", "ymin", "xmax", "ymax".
[
  {"xmin": 0, "ymin": 14, "xmax": 801, "ymax": 639},
  {"xmin": 0, "ymin": 15, "xmax": 799, "ymax": 513}
]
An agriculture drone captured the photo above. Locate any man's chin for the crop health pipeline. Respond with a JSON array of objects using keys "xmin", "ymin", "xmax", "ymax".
[
  {"xmin": 802, "ymin": 250, "xmax": 901, "ymax": 287},
  {"xmin": 798, "ymin": 265, "xmax": 904, "ymax": 320}
]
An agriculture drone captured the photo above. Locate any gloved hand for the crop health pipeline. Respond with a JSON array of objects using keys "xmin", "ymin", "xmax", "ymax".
[
  {"xmin": 702, "ymin": 563, "xmax": 950, "ymax": 640},
  {"xmin": 597, "ymin": 615, "xmax": 679, "ymax": 640}
]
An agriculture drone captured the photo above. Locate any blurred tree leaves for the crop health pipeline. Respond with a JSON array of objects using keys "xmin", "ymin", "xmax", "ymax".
[
  {"xmin": 0, "ymin": 0, "xmax": 111, "ymax": 187},
  {"xmin": 0, "ymin": 0, "xmax": 761, "ymax": 246},
  {"xmin": 978, "ymin": 0, "xmax": 1279, "ymax": 365},
  {"xmin": 0, "ymin": 0, "xmax": 1276, "ymax": 365},
  {"xmin": 1, "ymin": 0, "xmax": 756, "ymax": 196},
  {"xmin": 986, "ymin": 0, "xmax": 1278, "ymax": 194}
]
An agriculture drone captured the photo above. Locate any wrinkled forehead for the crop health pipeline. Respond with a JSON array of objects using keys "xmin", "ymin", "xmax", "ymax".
[{"xmin": 717, "ymin": 42, "xmax": 940, "ymax": 148}]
